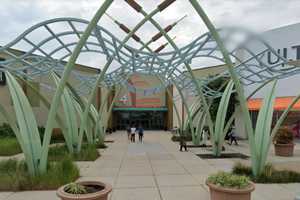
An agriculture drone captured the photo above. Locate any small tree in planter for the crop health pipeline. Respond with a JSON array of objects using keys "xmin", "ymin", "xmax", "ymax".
[
  {"xmin": 273, "ymin": 127, "xmax": 294, "ymax": 157},
  {"xmin": 206, "ymin": 172, "xmax": 255, "ymax": 200},
  {"xmin": 57, "ymin": 181, "xmax": 112, "ymax": 200}
]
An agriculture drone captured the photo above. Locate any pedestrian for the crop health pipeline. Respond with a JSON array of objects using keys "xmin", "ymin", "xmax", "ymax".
[
  {"xmin": 179, "ymin": 136, "xmax": 188, "ymax": 151},
  {"xmin": 126, "ymin": 125, "xmax": 131, "ymax": 140},
  {"xmin": 228, "ymin": 126, "xmax": 238, "ymax": 145},
  {"xmin": 138, "ymin": 124, "xmax": 144, "ymax": 142},
  {"xmin": 130, "ymin": 124, "xmax": 136, "ymax": 143}
]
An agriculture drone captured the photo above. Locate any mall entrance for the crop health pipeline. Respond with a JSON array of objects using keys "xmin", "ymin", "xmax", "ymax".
[{"xmin": 112, "ymin": 109, "xmax": 168, "ymax": 130}]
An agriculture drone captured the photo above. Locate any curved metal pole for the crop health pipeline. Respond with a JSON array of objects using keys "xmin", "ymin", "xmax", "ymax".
[
  {"xmin": 77, "ymin": 5, "xmax": 170, "ymax": 151},
  {"xmin": 102, "ymin": 86, "xmax": 122, "ymax": 134},
  {"xmin": 104, "ymin": 13, "xmax": 186, "ymax": 135},
  {"xmin": 137, "ymin": 9, "xmax": 214, "ymax": 143},
  {"xmin": 170, "ymin": 81, "xmax": 197, "ymax": 140},
  {"xmin": 39, "ymin": 0, "xmax": 113, "ymax": 173},
  {"xmin": 184, "ymin": 98, "xmax": 202, "ymax": 132},
  {"xmin": 222, "ymin": 79, "xmax": 275, "ymax": 141},
  {"xmin": 189, "ymin": 0, "xmax": 258, "ymax": 174},
  {"xmin": 95, "ymin": 88, "xmax": 112, "ymax": 141},
  {"xmin": 156, "ymin": 76, "xmax": 182, "ymax": 133}
]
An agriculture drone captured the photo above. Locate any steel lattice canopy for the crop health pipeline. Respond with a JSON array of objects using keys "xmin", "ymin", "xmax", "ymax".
[{"xmin": 0, "ymin": 16, "xmax": 296, "ymax": 97}]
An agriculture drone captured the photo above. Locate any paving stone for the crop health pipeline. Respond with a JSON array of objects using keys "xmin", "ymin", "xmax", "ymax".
[
  {"xmin": 160, "ymin": 186, "xmax": 209, "ymax": 200},
  {"xmin": 156, "ymin": 174, "xmax": 198, "ymax": 187},
  {"xmin": 6, "ymin": 191, "xmax": 58, "ymax": 200},
  {"xmin": 111, "ymin": 188, "xmax": 161, "ymax": 200},
  {"xmin": 115, "ymin": 176, "xmax": 156, "ymax": 188},
  {"xmin": 0, "ymin": 193, "xmax": 13, "ymax": 200}
]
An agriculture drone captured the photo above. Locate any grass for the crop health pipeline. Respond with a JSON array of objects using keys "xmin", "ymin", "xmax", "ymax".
[
  {"xmin": 0, "ymin": 157, "xmax": 79, "ymax": 191},
  {"xmin": 0, "ymin": 137, "xmax": 101, "ymax": 160},
  {"xmin": 233, "ymin": 162, "xmax": 300, "ymax": 183},
  {"xmin": 0, "ymin": 138, "xmax": 22, "ymax": 156},
  {"xmin": 48, "ymin": 144, "xmax": 100, "ymax": 161}
]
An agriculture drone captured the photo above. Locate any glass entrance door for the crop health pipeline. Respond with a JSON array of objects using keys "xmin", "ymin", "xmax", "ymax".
[{"xmin": 114, "ymin": 111, "xmax": 166, "ymax": 130}]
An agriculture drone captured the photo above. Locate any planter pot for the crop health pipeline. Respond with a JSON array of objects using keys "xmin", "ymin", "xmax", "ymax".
[
  {"xmin": 206, "ymin": 181, "xmax": 255, "ymax": 200},
  {"xmin": 274, "ymin": 143, "xmax": 294, "ymax": 157},
  {"xmin": 57, "ymin": 181, "xmax": 112, "ymax": 200}
]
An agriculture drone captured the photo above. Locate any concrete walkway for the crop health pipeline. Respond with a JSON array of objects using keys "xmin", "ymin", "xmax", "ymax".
[{"xmin": 1, "ymin": 131, "xmax": 300, "ymax": 200}]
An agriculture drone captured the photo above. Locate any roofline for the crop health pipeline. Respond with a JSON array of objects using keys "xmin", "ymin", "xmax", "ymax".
[
  {"xmin": 264, "ymin": 22, "xmax": 300, "ymax": 34},
  {"xmin": 191, "ymin": 63, "xmax": 227, "ymax": 72},
  {"xmin": 0, "ymin": 46, "xmax": 100, "ymax": 72}
]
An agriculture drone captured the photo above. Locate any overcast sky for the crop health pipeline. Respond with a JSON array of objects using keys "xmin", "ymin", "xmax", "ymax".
[{"xmin": 1, "ymin": 0, "xmax": 300, "ymax": 69}]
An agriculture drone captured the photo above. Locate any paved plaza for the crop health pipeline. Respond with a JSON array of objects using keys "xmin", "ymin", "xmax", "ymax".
[{"xmin": 0, "ymin": 131, "xmax": 300, "ymax": 200}]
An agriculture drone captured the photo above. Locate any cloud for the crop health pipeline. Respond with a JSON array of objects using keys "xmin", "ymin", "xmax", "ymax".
[{"xmin": 0, "ymin": 0, "xmax": 300, "ymax": 69}]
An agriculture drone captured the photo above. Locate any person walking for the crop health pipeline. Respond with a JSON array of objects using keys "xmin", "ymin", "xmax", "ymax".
[
  {"xmin": 138, "ymin": 124, "xmax": 144, "ymax": 143},
  {"xmin": 179, "ymin": 136, "xmax": 188, "ymax": 151},
  {"xmin": 126, "ymin": 125, "xmax": 131, "ymax": 140},
  {"xmin": 228, "ymin": 126, "xmax": 238, "ymax": 145},
  {"xmin": 130, "ymin": 124, "xmax": 136, "ymax": 143}
]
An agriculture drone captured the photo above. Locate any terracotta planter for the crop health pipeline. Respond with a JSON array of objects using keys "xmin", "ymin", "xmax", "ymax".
[
  {"xmin": 57, "ymin": 181, "xmax": 112, "ymax": 200},
  {"xmin": 274, "ymin": 143, "xmax": 294, "ymax": 157},
  {"xmin": 206, "ymin": 181, "xmax": 255, "ymax": 200}
]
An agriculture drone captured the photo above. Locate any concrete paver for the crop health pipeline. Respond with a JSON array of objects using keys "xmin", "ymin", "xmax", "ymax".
[{"xmin": 0, "ymin": 131, "xmax": 299, "ymax": 200}]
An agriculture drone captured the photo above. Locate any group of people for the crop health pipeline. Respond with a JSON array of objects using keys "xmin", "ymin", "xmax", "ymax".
[{"xmin": 126, "ymin": 124, "xmax": 144, "ymax": 143}]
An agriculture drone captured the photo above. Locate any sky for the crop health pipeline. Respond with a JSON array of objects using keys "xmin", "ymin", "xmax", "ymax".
[{"xmin": 1, "ymin": 0, "xmax": 300, "ymax": 70}]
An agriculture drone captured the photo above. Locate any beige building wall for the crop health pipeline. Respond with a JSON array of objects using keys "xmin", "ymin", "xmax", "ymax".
[
  {"xmin": 0, "ymin": 49, "xmax": 100, "ymax": 127},
  {"xmin": 173, "ymin": 65, "xmax": 229, "ymax": 131}
]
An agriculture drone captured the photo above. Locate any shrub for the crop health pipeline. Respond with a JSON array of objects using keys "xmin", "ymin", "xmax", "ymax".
[
  {"xmin": 48, "ymin": 144, "xmax": 100, "ymax": 161},
  {"xmin": 0, "ymin": 138, "xmax": 22, "ymax": 156},
  {"xmin": 233, "ymin": 162, "xmax": 300, "ymax": 183},
  {"xmin": 0, "ymin": 124, "xmax": 65, "ymax": 143},
  {"xmin": 0, "ymin": 123, "xmax": 14, "ymax": 138},
  {"xmin": 273, "ymin": 127, "xmax": 294, "ymax": 144},
  {"xmin": 207, "ymin": 172, "xmax": 250, "ymax": 189},
  {"xmin": 171, "ymin": 135, "xmax": 192, "ymax": 142},
  {"xmin": 0, "ymin": 157, "xmax": 79, "ymax": 191},
  {"xmin": 96, "ymin": 141, "xmax": 108, "ymax": 149},
  {"xmin": 39, "ymin": 127, "xmax": 65, "ymax": 144},
  {"xmin": 64, "ymin": 182, "xmax": 87, "ymax": 194}
]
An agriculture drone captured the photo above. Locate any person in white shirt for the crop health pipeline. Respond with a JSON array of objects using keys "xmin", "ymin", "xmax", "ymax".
[{"xmin": 130, "ymin": 125, "xmax": 136, "ymax": 143}]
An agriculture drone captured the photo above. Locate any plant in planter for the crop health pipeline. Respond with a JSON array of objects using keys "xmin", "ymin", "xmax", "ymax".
[
  {"xmin": 57, "ymin": 181, "xmax": 112, "ymax": 200},
  {"xmin": 273, "ymin": 127, "xmax": 294, "ymax": 157},
  {"xmin": 206, "ymin": 172, "xmax": 255, "ymax": 200}
]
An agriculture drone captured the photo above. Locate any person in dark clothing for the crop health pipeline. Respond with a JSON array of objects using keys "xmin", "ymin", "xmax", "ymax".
[
  {"xmin": 228, "ymin": 127, "xmax": 238, "ymax": 145},
  {"xmin": 138, "ymin": 125, "xmax": 144, "ymax": 142},
  {"xmin": 179, "ymin": 136, "xmax": 188, "ymax": 151},
  {"xmin": 126, "ymin": 125, "xmax": 131, "ymax": 140}
]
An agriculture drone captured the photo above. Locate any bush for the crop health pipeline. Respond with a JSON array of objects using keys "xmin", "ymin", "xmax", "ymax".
[
  {"xmin": 49, "ymin": 144, "xmax": 100, "ymax": 161},
  {"xmin": 207, "ymin": 172, "xmax": 250, "ymax": 189},
  {"xmin": 64, "ymin": 182, "xmax": 87, "ymax": 194},
  {"xmin": 233, "ymin": 162, "xmax": 300, "ymax": 183},
  {"xmin": 96, "ymin": 142, "xmax": 108, "ymax": 149},
  {"xmin": 0, "ymin": 138, "xmax": 22, "ymax": 156},
  {"xmin": 0, "ymin": 124, "xmax": 65, "ymax": 143},
  {"xmin": 273, "ymin": 127, "xmax": 294, "ymax": 144},
  {"xmin": 39, "ymin": 127, "xmax": 66, "ymax": 144},
  {"xmin": 171, "ymin": 135, "xmax": 192, "ymax": 142},
  {"xmin": 0, "ymin": 157, "xmax": 79, "ymax": 191},
  {"xmin": 0, "ymin": 123, "xmax": 14, "ymax": 138}
]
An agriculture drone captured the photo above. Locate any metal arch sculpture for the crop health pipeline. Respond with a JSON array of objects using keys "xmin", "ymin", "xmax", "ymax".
[
  {"xmin": 0, "ymin": 0, "xmax": 300, "ymax": 175},
  {"xmin": 0, "ymin": 18, "xmax": 296, "ymax": 96}
]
